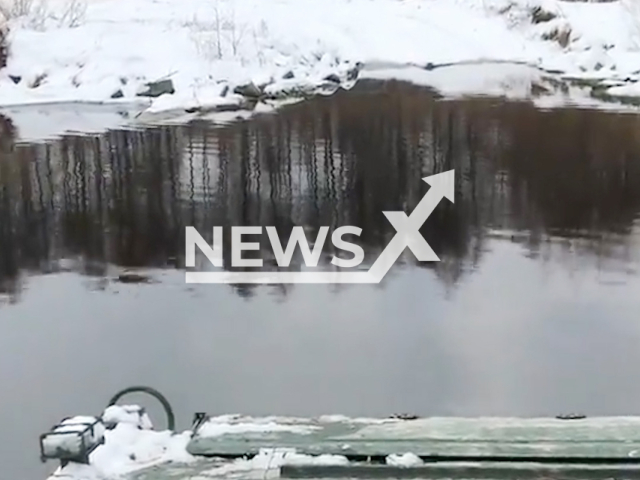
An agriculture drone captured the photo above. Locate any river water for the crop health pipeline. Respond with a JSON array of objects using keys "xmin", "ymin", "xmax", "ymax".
[{"xmin": 2, "ymin": 80, "xmax": 640, "ymax": 479}]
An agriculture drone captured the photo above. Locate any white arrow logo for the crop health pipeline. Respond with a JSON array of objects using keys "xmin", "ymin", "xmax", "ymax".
[{"xmin": 185, "ymin": 170, "xmax": 455, "ymax": 284}]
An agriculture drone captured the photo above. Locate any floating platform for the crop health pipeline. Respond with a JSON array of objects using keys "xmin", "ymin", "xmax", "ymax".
[
  {"xmin": 187, "ymin": 415, "xmax": 640, "ymax": 460},
  {"xmin": 40, "ymin": 388, "xmax": 640, "ymax": 480},
  {"xmin": 170, "ymin": 414, "xmax": 640, "ymax": 479}
]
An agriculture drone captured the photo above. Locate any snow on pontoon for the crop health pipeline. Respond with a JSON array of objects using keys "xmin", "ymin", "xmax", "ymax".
[{"xmin": 40, "ymin": 387, "xmax": 640, "ymax": 480}]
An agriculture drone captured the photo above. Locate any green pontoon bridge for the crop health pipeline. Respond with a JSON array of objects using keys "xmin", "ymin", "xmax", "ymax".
[{"xmin": 39, "ymin": 387, "xmax": 640, "ymax": 480}]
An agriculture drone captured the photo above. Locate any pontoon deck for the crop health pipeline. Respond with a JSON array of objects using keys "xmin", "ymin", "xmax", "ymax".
[{"xmin": 39, "ymin": 387, "xmax": 640, "ymax": 480}]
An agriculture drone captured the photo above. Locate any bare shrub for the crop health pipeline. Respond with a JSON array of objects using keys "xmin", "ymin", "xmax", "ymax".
[
  {"xmin": 0, "ymin": 0, "xmax": 34, "ymax": 18},
  {"xmin": 0, "ymin": 0, "xmax": 86, "ymax": 29},
  {"xmin": 222, "ymin": 0, "xmax": 247, "ymax": 57},
  {"xmin": 54, "ymin": 0, "xmax": 86, "ymax": 28},
  {"xmin": 186, "ymin": 0, "xmax": 250, "ymax": 61}
]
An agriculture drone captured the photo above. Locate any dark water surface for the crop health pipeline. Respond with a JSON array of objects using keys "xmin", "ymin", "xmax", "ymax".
[{"xmin": 3, "ymin": 80, "xmax": 640, "ymax": 480}]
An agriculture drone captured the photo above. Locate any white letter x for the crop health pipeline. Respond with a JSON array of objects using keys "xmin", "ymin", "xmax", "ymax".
[{"xmin": 382, "ymin": 211, "xmax": 438, "ymax": 261}]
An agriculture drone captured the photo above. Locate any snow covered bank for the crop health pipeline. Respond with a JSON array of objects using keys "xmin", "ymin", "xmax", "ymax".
[
  {"xmin": 1, "ymin": 0, "xmax": 640, "ymax": 139},
  {"xmin": 6, "ymin": 62, "xmax": 640, "ymax": 143}
]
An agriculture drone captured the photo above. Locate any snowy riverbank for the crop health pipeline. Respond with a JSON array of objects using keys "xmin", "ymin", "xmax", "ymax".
[{"xmin": 1, "ymin": 0, "xmax": 640, "ymax": 139}]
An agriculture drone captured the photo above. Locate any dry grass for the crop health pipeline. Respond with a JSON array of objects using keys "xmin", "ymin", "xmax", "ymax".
[
  {"xmin": 0, "ymin": 0, "xmax": 86, "ymax": 70},
  {"xmin": 0, "ymin": 0, "xmax": 86, "ymax": 29},
  {"xmin": 185, "ymin": 0, "xmax": 256, "ymax": 61},
  {"xmin": 0, "ymin": 0, "xmax": 42, "ymax": 20}
]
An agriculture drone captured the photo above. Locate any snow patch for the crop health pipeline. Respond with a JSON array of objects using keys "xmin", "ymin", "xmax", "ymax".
[
  {"xmin": 196, "ymin": 421, "xmax": 321, "ymax": 438},
  {"xmin": 605, "ymin": 83, "xmax": 640, "ymax": 98},
  {"xmin": 317, "ymin": 414, "xmax": 396, "ymax": 424},
  {"xmin": 195, "ymin": 448, "xmax": 350, "ymax": 478},
  {"xmin": 361, "ymin": 63, "xmax": 544, "ymax": 99},
  {"xmin": 386, "ymin": 452, "xmax": 425, "ymax": 467},
  {"xmin": 47, "ymin": 424, "xmax": 196, "ymax": 480},
  {"xmin": 102, "ymin": 405, "xmax": 154, "ymax": 430}
]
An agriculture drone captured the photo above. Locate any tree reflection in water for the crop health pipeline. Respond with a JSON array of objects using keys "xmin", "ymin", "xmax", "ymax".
[{"xmin": 2, "ymin": 80, "xmax": 640, "ymax": 301}]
